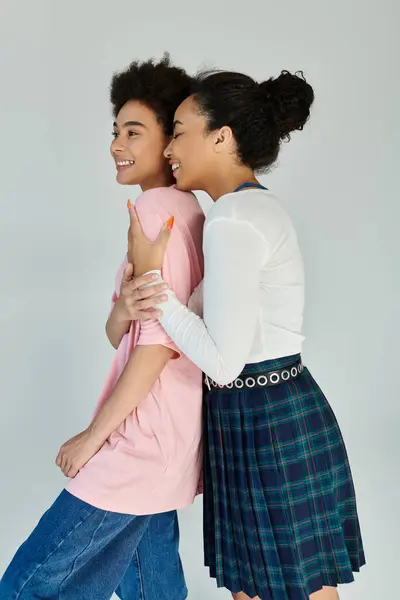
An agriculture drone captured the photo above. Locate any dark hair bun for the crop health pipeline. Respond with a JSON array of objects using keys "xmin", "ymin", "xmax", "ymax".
[
  {"xmin": 193, "ymin": 68, "xmax": 314, "ymax": 172},
  {"xmin": 259, "ymin": 71, "xmax": 314, "ymax": 139}
]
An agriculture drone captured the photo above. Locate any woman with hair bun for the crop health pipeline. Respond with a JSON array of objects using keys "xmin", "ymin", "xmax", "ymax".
[{"xmin": 130, "ymin": 69, "xmax": 366, "ymax": 600}]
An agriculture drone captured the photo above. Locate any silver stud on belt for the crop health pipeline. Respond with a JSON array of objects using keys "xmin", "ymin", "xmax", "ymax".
[{"xmin": 204, "ymin": 360, "xmax": 304, "ymax": 391}]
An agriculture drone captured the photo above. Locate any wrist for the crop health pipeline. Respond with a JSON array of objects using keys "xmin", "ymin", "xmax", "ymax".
[
  {"xmin": 134, "ymin": 265, "xmax": 162, "ymax": 278},
  {"xmin": 113, "ymin": 298, "xmax": 132, "ymax": 324},
  {"xmin": 87, "ymin": 421, "xmax": 108, "ymax": 447}
]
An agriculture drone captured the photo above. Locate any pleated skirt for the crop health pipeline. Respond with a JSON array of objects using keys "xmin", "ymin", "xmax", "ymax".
[{"xmin": 203, "ymin": 354, "xmax": 365, "ymax": 600}]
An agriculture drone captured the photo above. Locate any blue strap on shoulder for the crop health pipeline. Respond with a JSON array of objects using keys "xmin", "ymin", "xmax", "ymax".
[{"xmin": 234, "ymin": 182, "xmax": 268, "ymax": 192}]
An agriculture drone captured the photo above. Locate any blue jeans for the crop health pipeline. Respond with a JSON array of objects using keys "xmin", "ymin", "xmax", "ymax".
[{"xmin": 0, "ymin": 490, "xmax": 187, "ymax": 600}]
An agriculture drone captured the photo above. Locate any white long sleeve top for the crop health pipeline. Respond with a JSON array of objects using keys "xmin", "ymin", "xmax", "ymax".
[{"xmin": 152, "ymin": 188, "xmax": 305, "ymax": 385}]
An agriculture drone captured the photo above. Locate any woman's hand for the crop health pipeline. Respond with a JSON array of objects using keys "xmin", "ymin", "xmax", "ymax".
[
  {"xmin": 127, "ymin": 200, "xmax": 173, "ymax": 276},
  {"xmin": 56, "ymin": 428, "xmax": 103, "ymax": 478},
  {"xmin": 116, "ymin": 263, "xmax": 168, "ymax": 322}
]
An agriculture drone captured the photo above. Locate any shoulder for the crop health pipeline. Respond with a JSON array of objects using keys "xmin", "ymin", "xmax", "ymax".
[
  {"xmin": 134, "ymin": 187, "xmax": 204, "ymax": 244},
  {"xmin": 207, "ymin": 189, "xmax": 287, "ymax": 221},
  {"xmin": 135, "ymin": 186, "xmax": 202, "ymax": 217},
  {"xmin": 135, "ymin": 186, "xmax": 204, "ymax": 243},
  {"xmin": 205, "ymin": 189, "xmax": 294, "ymax": 235}
]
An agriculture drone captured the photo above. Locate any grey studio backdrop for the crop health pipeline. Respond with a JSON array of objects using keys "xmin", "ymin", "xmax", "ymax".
[{"xmin": 0, "ymin": 1, "xmax": 398, "ymax": 599}]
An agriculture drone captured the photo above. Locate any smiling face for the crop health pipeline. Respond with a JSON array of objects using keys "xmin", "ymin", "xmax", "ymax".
[
  {"xmin": 164, "ymin": 95, "xmax": 220, "ymax": 192},
  {"xmin": 111, "ymin": 100, "xmax": 173, "ymax": 191}
]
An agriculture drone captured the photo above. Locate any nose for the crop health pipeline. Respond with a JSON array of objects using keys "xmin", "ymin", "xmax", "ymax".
[
  {"xmin": 164, "ymin": 140, "xmax": 172, "ymax": 159},
  {"xmin": 111, "ymin": 137, "xmax": 125, "ymax": 154}
]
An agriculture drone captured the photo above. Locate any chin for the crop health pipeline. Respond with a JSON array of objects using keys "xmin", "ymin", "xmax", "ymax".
[
  {"xmin": 116, "ymin": 173, "xmax": 138, "ymax": 186},
  {"xmin": 174, "ymin": 176, "xmax": 192, "ymax": 192}
]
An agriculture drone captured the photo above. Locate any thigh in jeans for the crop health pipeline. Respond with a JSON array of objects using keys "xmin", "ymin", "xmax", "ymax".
[
  {"xmin": 116, "ymin": 511, "xmax": 187, "ymax": 600},
  {"xmin": 0, "ymin": 490, "xmax": 150, "ymax": 600}
]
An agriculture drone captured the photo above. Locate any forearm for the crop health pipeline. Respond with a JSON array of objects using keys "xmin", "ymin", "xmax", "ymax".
[
  {"xmin": 106, "ymin": 301, "xmax": 132, "ymax": 349},
  {"xmin": 89, "ymin": 344, "xmax": 175, "ymax": 443},
  {"xmin": 146, "ymin": 220, "xmax": 265, "ymax": 384}
]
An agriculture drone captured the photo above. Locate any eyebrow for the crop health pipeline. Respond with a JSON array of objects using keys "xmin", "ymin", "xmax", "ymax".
[
  {"xmin": 113, "ymin": 121, "xmax": 146, "ymax": 128},
  {"xmin": 173, "ymin": 120, "xmax": 183, "ymax": 128}
]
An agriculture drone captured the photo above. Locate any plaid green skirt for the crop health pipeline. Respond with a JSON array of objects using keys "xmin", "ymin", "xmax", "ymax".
[{"xmin": 203, "ymin": 355, "xmax": 365, "ymax": 600}]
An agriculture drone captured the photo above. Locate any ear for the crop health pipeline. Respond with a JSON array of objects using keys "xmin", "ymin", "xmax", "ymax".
[{"xmin": 213, "ymin": 126, "xmax": 234, "ymax": 154}]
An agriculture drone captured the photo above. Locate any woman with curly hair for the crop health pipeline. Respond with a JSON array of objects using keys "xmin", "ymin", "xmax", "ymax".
[
  {"xmin": 128, "ymin": 69, "xmax": 366, "ymax": 600},
  {"xmin": 0, "ymin": 55, "xmax": 204, "ymax": 600}
]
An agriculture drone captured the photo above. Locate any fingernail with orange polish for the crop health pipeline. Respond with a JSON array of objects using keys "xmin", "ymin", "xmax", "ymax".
[
  {"xmin": 127, "ymin": 200, "xmax": 132, "ymax": 210},
  {"xmin": 167, "ymin": 216, "xmax": 174, "ymax": 230}
]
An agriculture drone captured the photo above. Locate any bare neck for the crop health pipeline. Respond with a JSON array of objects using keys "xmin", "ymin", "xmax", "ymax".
[
  {"xmin": 204, "ymin": 165, "xmax": 259, "ymax": 201},
  {"xmin": 140, "ymin": 164, "xmax": 174, "ymax": 192}
]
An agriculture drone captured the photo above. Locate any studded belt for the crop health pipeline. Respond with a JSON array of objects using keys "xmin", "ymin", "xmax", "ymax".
[{"xmin": 204, "ymin": 358, "xmax": 304, "ymax": 391}]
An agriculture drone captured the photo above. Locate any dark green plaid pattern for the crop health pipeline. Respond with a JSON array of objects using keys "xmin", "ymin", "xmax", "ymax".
[{"xmin": 203, "ymin": 355, "xmax": 365, "ymax": 600}]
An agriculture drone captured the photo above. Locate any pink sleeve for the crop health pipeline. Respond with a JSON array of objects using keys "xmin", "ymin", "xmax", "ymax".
[{"xmin": 135, "ymin": 198, "xmax": 193, "ymax": 356}]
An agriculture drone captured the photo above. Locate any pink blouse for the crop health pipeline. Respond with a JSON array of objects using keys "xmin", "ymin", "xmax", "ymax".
[{"xmin": 67, "ymin": 186, "xmax": 204, "ymax": 515}]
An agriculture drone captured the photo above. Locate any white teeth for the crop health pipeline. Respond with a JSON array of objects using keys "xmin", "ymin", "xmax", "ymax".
[
  {"xmin": 171, "ymin": 163, "xmax": 181, "ymax": 171},
  {"xmin": 117, "ymin": 160, "xmax": 134, "ymax": 166}
]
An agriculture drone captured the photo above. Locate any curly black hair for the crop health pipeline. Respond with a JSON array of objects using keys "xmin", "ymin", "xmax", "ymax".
[
  {"xmin": 192, "ymin": 69, "xmax": 314, "ymax": 172},
  {"xmin": 110, "ymin": 53, "xmax": 192, "ymax": 136}
]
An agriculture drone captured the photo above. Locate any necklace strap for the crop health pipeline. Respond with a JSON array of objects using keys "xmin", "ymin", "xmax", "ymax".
[{"xmin": 234, "ymin": 182, "xmax": 268, "ymax": 193}]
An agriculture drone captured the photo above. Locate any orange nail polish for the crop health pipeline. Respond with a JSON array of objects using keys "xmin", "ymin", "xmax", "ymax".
[
  {"xmin": 167, "ymin": 216, "xmax": 174, "ymax": 230},
  {"xmin": 127, "ymin": 200, "xmax": 132, "ymax": 210}
]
